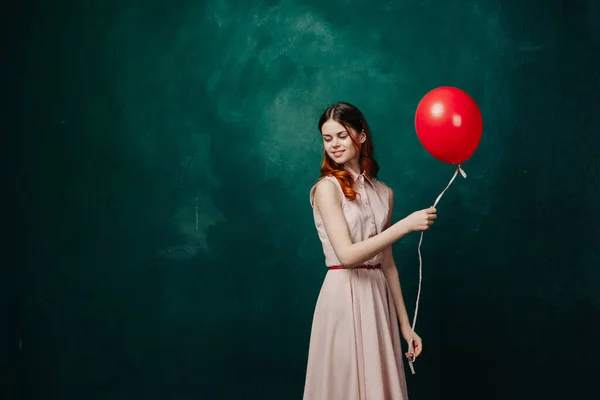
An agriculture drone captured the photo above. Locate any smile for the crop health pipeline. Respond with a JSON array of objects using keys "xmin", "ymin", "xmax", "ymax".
[{"xmin": 332, "ymin": 150, "xmax": 345, "ymax": 158}]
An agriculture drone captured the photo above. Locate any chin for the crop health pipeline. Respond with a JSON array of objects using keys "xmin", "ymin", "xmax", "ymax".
[
  {"xmin": 329, "ymin": 153, "xmax": 353, "ymax": 164},
  {"xmin": 329, "ymin": 155, "xmax": 347, "ymax": 164}
]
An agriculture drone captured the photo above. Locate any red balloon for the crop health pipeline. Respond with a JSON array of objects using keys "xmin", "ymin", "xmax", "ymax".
[{"xmin": 415, "ymin": 86, "xmax": 483, "ymax": 165}]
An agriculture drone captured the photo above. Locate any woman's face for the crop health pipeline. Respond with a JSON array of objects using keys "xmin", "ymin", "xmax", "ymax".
[{"xmin": 321, "ymin": 119, "xmax": 365, "ymax": 165}]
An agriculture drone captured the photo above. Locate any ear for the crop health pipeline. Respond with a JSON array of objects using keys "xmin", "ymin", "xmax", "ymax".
[{"xmin": 359, "ymin": 130, "xmax": 366, "ymax": 143}]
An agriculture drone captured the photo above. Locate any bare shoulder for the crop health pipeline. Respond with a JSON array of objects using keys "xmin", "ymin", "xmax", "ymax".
[
  {"xmin": 313, "ymin": 178, "xmax": 342, "ymax": 214},
  {"xmin": 314, "ymin": 178, "xmax": 341, "ymax": 203}
]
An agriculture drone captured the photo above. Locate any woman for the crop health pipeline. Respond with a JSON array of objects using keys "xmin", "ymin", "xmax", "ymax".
[{"xmin": 303, "ymin": 102, "xmax": 437, "ymax": 399}]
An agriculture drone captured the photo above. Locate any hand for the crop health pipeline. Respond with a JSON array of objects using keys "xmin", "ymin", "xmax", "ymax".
[
  {"xmin": 402, "ymin": 207, "xmax": 437, "ymax": 232},
  {"xmin": 401, "ymin": 326, "xmax": 422, "ymax": 362}
]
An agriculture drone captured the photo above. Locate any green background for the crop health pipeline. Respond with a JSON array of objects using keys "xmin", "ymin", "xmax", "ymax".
[{"xmin": 5, "ymin": 0, "xmax": 600, "ymax": 398}]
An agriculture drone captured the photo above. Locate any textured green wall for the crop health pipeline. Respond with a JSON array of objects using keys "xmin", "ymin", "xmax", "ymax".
[{"xmin": 7, "ymin": 0, "xmax": 600, "ymax": 398}]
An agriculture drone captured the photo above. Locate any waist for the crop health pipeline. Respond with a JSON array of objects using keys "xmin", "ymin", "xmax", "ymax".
[{"xmin": 328, "ymin": 263, "xmax": 381, "ymax": 270}]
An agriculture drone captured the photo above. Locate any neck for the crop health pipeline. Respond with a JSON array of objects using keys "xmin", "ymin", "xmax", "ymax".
[{"xmin": 344, "ymin": 160, "xmax": 361, "ymax": 175}]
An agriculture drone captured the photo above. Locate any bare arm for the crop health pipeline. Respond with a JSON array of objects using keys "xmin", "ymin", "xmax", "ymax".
[
  {"xmin": 313, "ymin": 179, "xmax": 413, "ymax": 268},
  {"xmin": 381, "ymin": 187, "xmax": 411, "ymax": 331}
]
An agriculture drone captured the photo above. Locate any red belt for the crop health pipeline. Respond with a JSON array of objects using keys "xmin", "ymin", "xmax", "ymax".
[{"xmin": 328, "ymin": 263, "xmax": 381, "ymax": 270}]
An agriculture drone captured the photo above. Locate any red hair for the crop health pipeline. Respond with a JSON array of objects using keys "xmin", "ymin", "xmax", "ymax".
[{"xmin": 318, "ymin": 102, "xmax": 380, "ymax": 201}]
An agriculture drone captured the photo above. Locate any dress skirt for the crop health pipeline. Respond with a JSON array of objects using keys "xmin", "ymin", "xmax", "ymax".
[{"xmin": 303, "ymin": 268, "xmax": 409, "ymax": 400}]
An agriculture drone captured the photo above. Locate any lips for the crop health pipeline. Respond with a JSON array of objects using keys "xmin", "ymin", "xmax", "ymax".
[{"xmin": 332, "ymin": 150, "xmax": 345, "ymax": 158}]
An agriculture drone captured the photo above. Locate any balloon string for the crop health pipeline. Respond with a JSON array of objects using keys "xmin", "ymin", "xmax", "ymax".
[{"xmin": 407, "ymin": 165, "xmax": 466, "ymax": 375}]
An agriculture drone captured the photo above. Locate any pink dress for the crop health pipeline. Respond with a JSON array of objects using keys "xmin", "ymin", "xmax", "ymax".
[{"xmin": 303, "ymin": 167, "xmax": 409, "ymax": 400}]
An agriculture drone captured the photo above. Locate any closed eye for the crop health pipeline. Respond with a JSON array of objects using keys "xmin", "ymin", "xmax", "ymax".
[{"xmin": 323, "ymin": 134, "xmax": 349, "ymax": 142}]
